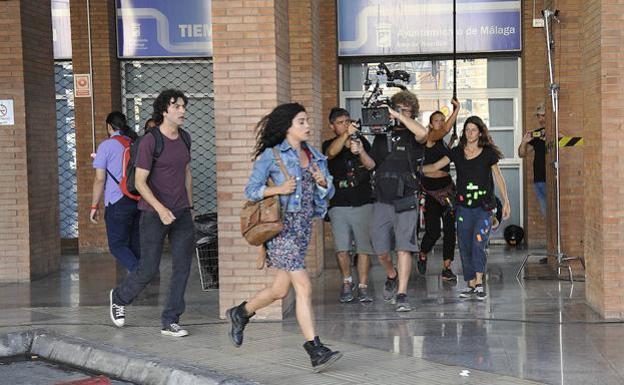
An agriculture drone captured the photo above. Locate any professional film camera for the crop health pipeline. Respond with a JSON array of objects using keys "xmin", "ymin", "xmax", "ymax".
[{"xmin": 359, "ymin": 62, "xmax": 411, "ymax": 128}]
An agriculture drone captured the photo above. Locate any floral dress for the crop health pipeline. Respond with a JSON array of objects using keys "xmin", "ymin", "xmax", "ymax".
[{"xmin": 266, "ymin": 167, "xmax": 315, "ymax": 271}]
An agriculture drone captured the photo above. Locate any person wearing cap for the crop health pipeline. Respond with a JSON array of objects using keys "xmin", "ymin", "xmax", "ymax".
[{"xmin": 518, "ymin": 103, "xmax": 547, "ymax": 216}]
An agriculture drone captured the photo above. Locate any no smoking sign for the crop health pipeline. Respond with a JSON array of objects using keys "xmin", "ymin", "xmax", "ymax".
[{"xmin": 0, "ymin": 99, "xmax": 14, "ymax": 125}]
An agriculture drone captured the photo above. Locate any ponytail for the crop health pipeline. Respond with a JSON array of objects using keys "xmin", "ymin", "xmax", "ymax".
[{"xmin": 106, "ymin": 111, "xmax": 137, "ymax": 140}]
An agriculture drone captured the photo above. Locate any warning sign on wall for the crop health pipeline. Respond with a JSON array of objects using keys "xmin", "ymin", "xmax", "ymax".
[
  {"xmin": 74, "ymin": 74, "xmax": 92, "ymax": 98},
  {"xmin": 0, "ymin": 99, "xmax": 15, "ymax": 125}
]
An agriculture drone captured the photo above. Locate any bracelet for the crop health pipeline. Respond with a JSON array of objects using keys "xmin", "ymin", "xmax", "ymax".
[
  {"xmin": 90, "ymin": 204, "xmax": 98, "ymax": 210},
  {"xmin": 189, "ymin": 205, "xmax": 194, "ymax": 210}
]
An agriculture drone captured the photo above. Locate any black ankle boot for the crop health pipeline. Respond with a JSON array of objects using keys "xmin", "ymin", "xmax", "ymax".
[
  {"xmin": 226, "ymin": 301, "xmax": 254, "ymax": 347},
  {"xmin": 303, "ymin": 336, "xmax": 343, "ymax": 373}
]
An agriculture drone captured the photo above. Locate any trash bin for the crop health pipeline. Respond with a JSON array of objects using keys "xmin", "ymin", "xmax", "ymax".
[{"xmin": 194, "ymin": 213, "xmax": 218, "ymax": 290}]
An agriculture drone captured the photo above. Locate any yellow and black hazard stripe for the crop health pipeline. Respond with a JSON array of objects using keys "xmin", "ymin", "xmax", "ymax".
[{"xmin": 558, "ymin": 136, "xmax": 583, "ymax": 147}]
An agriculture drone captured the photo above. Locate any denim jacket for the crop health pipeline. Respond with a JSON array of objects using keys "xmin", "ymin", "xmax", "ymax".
[{"xmin": 244, "ymin": 139, "xmax": 335, "ymax": 218}]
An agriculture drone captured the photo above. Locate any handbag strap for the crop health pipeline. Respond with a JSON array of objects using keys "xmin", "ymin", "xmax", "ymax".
[{"xmin": 267, "ymin": 147, "xmax": 290, "ymax": 187}]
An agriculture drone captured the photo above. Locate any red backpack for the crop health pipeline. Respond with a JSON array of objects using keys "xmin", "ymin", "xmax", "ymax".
[{"xmin": 107, "ymin": 135, "xmax": 141, "ymax": 201}]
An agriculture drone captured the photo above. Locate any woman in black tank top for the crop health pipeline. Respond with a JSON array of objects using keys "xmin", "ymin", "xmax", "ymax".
[{"xmin": 418, "ymin": 98, "xmax": 460, "ymax": 281}]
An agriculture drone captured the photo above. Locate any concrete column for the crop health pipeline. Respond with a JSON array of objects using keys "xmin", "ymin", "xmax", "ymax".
[{"xmin": 0, "ymin": 0, "xmax": 60, "ymax": 282}]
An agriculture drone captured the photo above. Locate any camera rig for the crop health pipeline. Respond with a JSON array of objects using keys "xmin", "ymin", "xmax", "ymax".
[{"xmin": 359, "ymin": 62, "xmax": 411, "ymax": 129}]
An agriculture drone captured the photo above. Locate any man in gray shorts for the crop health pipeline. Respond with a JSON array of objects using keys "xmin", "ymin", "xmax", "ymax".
[
  {"xmin": 322, "ymin": 108, "xmax": 376, "ymax": 303},
  {"xmin": 368, "ymin": 91, "xmax": 428, "ymax": 312}
]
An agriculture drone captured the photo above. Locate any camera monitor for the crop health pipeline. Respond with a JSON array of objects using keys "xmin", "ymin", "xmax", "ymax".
[{"xmin": 361, "ymin": 107, "xmax": 390, "ymax": 126}]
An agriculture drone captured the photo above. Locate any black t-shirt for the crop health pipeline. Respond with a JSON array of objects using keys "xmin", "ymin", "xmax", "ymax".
[
  {"xmin": 369, "ymin": 128, "xmax": 424, "ymax": 202},
  {"xmin": 528, "ymin": 127, "xmax": 546, "ymax": 183},
  {"xmin": 424, "ymin": 140, "xmax": 451, "ymax": 172},
  {"xmin": 322, "ymin": 136, "xmax": 373, "ymax": 207},
  {"xmin": 448, "ymin": 146, "xmax": 500, "ymax": 209}
]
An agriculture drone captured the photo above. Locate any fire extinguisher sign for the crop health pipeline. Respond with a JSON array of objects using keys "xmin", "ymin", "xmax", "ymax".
[{"xmin": 74, "ymin": 74, "xmax": 92, "ymax": 98}]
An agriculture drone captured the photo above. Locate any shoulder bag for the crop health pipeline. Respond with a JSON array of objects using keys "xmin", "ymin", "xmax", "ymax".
[{"xmin": 240, "ymin": 148, "xmax": 289, "ymax": 254}]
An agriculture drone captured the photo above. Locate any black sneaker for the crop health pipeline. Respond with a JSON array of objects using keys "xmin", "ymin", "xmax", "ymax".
[
  {"xmin": 459, "ymin": 286, "xmax": 475, "ymax": 299},
  {"xmin": 109, "ymin": 289, "xmax": 125, "ymax": 327},
  {"xmin": 417, "ymin": 252, "xmax": 427, "ymax": 275},
  {"xmin": 383, "ymin": 274, "xmax": 398, "ymax": 301},
  {"xmin": 394, "ymin": 293, "xmax": 412, "ymax": 312},
  {"xmin": 339, "ymin": 282, "xmax": 354, "ymax": 303},
  {"xmin": 441, "ymin": 268, "xmax": 457, "ymax": 281},
  {"xmin": 161, "ymin": 323, "xmax": 189, "ymax": 337},
  {"xmin": 474, "ymin": 284, "xmax": 487, "ymax": 300}
]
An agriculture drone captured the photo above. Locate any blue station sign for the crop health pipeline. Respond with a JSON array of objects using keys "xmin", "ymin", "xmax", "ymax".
[
  {"xmin": 116, "ymin": 0, "xmax": 212, "ymax": 58},
  {"xmin": 338, "ymin": 0, "xmax": 521, "ymax": 56}
]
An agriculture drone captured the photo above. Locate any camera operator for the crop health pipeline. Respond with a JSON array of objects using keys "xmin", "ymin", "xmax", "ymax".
[
  {"xmin": 368, "ymin": 90, "xmax": 428, "ymax": 312},
  {"xmin": 323, "ymin": 108, "xmax": 376, "ymax": 304},
  {"xmin": 518, "ymin": 103, "xmax": 547, "ymax": 217}
]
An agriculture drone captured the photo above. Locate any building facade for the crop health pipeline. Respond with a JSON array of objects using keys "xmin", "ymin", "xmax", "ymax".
[{"xmin": 0, "ymin": 0, "xmax": 623, "ymax": 319}]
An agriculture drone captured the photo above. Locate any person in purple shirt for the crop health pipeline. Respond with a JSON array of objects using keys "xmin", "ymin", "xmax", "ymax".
[
  {"xmin": 90, "ymin": 111, "xmax": 140, "ymax": 272},
  {"xmin": 109, "ymin": 89, "xmax": 195, "ymax": 338}
]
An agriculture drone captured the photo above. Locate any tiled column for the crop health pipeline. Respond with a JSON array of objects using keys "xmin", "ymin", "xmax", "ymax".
[
  {"xmin": 70, "ymin": 0, "xmax": 121, "ymax": 253},
  {"xmin": 520, "ymin": 0, "xmax": 549, "ymax": 247},
  {"xmin": 583, "ymin": 0, "xmax": 624, "ymax": 319},
  {"xmin": 0, "ymin": 0, "xmax": 60, "ymax": 282},
  {"xmin": 213, "ymin": 0, "xmax": 292, "ymax": 319},
  {"xmin": 288, "ymin": 0, "xmax": 324, "ymax": 276}
]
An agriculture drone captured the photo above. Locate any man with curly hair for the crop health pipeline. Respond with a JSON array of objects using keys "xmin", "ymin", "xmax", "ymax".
[
  {"xmin": 367, "ymin": 90, "xmax": 428, "ymax": 312},
  {"xmin": 109, "ymin": 89, "xmax": 195, "ymax": 337}
]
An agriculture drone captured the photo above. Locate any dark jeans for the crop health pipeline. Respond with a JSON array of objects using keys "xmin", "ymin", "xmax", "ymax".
[
  {"xmin": 104, "ymin": 196, "xmax": 141, "ymax": 271},
  {"xmin": 455, "ymin": 205, "xmax": 492, "ymax": 282},
  {"xmin": 113, "ymin": 208, "xmax": 195, "ymax": 327},
  {"xmin": 420, "ymin": 194, "xmax": 455, "ymax": 261}
]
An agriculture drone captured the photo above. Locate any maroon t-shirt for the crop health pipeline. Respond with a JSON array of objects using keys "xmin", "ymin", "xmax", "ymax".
[{"xmin": 136, "ymin": 131, "xmax": 191, "ymax": 212}]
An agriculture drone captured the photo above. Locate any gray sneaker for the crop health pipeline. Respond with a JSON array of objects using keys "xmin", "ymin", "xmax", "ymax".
[
  {"xmin": 339, "ymin": 282, "xmax": 354, "ymax": 303},
  {"xmin": 395, "ymin": 293, "xmax": 412, "ymax": 312},
  {"xmin": 357, "ymin": 285, "xmax": 373, "ymax": 303},
  {"xmin": 161, "ymin": 323, "xmax": 189, "ymax": 337},
  {"xmin": 383, "ymin": 275, "xmax": 398, "ymax": 302}
]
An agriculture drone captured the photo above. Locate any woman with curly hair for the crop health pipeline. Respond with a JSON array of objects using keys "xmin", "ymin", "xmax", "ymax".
[
  {"xmin": 226, "ymin": 103, "xmax": 342, "ymax": 372},
  {"xmin": 423, "ymin": 116, "xmax": 510, "ymax": 300}
]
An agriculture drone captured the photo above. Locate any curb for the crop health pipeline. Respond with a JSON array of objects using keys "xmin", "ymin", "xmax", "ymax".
[{"xmin": 0, "ymin": 329, "xmax": 257, "ymax": 385}]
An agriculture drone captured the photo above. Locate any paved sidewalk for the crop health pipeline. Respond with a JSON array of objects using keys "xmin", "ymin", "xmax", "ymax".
[
  {"xmin": 2, "ymin": 247, "xmax": 620, "ymax": 385},
  {"xmin": 0, "ymin": 313, "xmax": 542, "ymax": 385},
  {"xmin": 0, "ymin": 248, "xmax": 545, "ymax": 385}
]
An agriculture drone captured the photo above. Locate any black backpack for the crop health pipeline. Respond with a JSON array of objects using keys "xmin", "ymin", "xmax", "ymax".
[{"xmin": 125, "ymin": 127, "xmax": 191, "ymax": 196}]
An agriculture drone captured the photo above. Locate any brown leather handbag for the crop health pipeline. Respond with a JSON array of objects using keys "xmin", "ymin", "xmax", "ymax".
[{"xmin": 240, "ymin": 148, "xmax": 289, "ymax": 252}]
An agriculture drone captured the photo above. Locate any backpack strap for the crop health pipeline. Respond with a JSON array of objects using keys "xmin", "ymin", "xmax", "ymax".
[
  {"xmin": 105, "ymin": 135, "xmax": 131, "ymax": 185},
  {"xmin": 106, "ymin": 169, "xmax": 120, "ymax": 185},
  {"xmin": 179, "ymin": 128, "xmax": 191, "ymax": 151},
  {"xmin": 150, "ymin": 127, "xmax": 191, "ymax": 159},
  {"xmin": 150, "ymin": 127, "xmax": 165, "ymax": 159}
]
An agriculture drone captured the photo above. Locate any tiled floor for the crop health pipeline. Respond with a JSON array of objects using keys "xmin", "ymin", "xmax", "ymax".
[{"xmin": 0, "ymin": 246, "xmax": 622, "ymax": 385}]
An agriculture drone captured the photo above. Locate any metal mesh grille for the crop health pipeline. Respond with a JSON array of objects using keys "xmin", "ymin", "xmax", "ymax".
[
  {"xmin": 120, "ymin": 60, "xmax": 216, "ymax": 215},
  {"xmin": 55, "ymin": 61, "xmax": 78, "ymax": 239}
]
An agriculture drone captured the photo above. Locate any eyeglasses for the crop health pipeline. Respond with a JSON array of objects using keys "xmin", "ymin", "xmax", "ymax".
[{"xmin": 333, "ymin": 119, "xmax": 351, "ymax": 126}]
